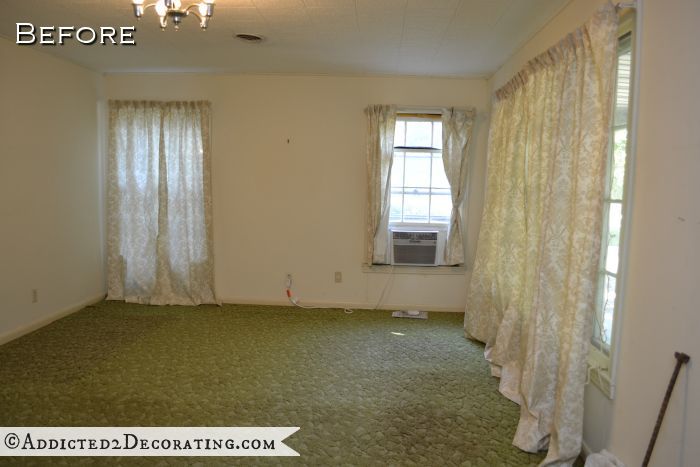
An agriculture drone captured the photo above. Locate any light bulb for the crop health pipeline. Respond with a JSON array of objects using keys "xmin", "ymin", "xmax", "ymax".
[
  {"xmin": 199, "ymin": 0, "xmax": 215, "ymax": 17},
  {"xmin": 155, "ymin": 0, "xmax": 167, "ymax": 17},
  {"xmin": 131, "ymin": 0, "xmax": 145, "ymax": 18}
]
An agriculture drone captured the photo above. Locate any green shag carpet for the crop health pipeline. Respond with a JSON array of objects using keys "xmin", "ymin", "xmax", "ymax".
[{"xmin": 0, "ymin": 301, "xmax": 547, "ymax": 466}]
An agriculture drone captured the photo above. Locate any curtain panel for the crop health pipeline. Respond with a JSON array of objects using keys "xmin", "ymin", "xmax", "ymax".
[
  {"xmin": 441, "ymin": 108, "xmax": 476, "ymax": 265},
  {"xmin": 464, "ymin": 4, "xmax": 618, "ymax": 465},
  {"xmin": 364, "ymin": 105, "xmax": 396, "ymax": 265},
  {"xmin": 107, "ymin": 100, "xmax": 217, "ymax": 306}
]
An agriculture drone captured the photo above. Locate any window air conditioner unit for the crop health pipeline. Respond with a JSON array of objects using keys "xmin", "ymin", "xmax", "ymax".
[{"xmin": 391, "ymin": 230, "xmax": 438, "ymax": 266}]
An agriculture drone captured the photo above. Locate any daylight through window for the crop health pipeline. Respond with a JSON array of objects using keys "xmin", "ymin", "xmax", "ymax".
[
  {"xmin": 390, "ymin": 116, "xmax": 451, "ymax": 224},
  {"xmin": 593, "ymin": 30, "xmax": 633, "ymax": 353}
]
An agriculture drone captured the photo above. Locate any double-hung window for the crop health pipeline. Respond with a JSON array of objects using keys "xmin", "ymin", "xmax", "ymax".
[
  {"xmin": 388, "ymin": 114, "xmax": 452, "ymax": 264},
  {"xmin": 390, "ymin": 115, "xmax": 450, "ymax": 223},
  {"xmin": 590, "ymin": 18, "xmax": 635, "ymax": 397}
]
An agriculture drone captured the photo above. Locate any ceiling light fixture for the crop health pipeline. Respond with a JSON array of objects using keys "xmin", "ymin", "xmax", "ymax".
[{"xmin": 131, "ymin": 0, "xmax": 215, "ymax": 31}]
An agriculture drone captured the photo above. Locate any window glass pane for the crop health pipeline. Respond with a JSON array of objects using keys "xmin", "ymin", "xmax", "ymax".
[
  {"xmin": 605, "ymin": 203, "xmax": 623, "ymax": 273},
  {"xmin": 391, "ymin": 152, "xmax": 404, "ymax": 188},
  {"xmin": 431, "ymin": 154, "xmax": 450, "ymax": 188},
  {"xmin": 404, "ymin": 153, "xmax": 431, "ymax": 187},
  {"xmin": 403, "ymin": 189, "xmax": 430, "ymax": 223},
  {"xmin": 593, "ymin": 274, "xmax": 605, "ymax": 346},
  {"xmin": 389, "ymin": 190, "xmax": 403, "ymax": 223},
  {"xmin": 614, "ymin": 34, "xmax": 632, "ymax": 127},
  {"xmin": 601, "ymin": 274, "xmax": 616, "ymax": 345},
  {"xmin": 391, "ymin": 117, "xmax": 450, "ymax": 227},
  {"xmin": 430, "ymin": 190, "xmax": 451, "ymax": 223},
  {"xmin": 432, "ymin": 122, "xmax": 443, "ymax": 149},
  {"xmin": 611, "ymin": 128, "xmax": 627, "ymax": 200},
  {"xmin": 405, "ymin": 121, "xmax": 433, "ymax": 147},
  {"xmin": 394, "ymin": 121, "xmax": 406, "ymax": 147},
  {"xmin": 593, "ymin": 31, "xmax": 633, "ymax": 361}
]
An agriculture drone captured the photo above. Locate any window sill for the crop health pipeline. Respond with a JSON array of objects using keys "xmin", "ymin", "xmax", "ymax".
[
  {"xmin": 587, "ymin": 346, "xmax": 615, "ymax": 399},
  {"xmin": 362, "ymin": 264, "xmax": 467, "ymax": 275}
]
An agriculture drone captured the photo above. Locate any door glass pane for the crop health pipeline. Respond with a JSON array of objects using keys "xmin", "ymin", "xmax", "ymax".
[
  {"xmin": 405, "ymin": 121, "xmax": 432, "ymax": 147},
  {"xmin": 404, "ymin": 153, "xmax": 431, "ymax": 187},
  {"xmin": 403, "ymin": 190, "xmax": 429, "ymax": 223},
  {"xmin": 431, "ymin": 154, "xmax": 450, "ymax": 188},
  {"xmin": 606, "ymin": 203, "xmax": 622, "ymax": 273}
]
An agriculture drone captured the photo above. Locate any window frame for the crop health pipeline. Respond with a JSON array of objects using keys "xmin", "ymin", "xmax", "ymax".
[
  {"xmin": 588, "ymin": 12, "xmax": 637, "ymax": 399},
  {"xmin": 389, "ymin": 113, "xmax": 450, "ymax": 227},
  {"xmin": 382, "ymin": 111, "xmax": 453, "ymax": 268}
]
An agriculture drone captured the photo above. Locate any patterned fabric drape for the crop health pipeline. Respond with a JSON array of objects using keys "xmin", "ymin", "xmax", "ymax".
[
  {"xmin": 441, "ymin": 108, "xmax": 475, "ymax": 265},
  {"xmin": 364, "ymin": 105, "xmax": 396, "ymax": 265},
  {"xmin": 464, "ymin": 4, "xmax": 618, "ymax": 465},
  {"xmin": 107, "ymin": 100, "xmax": 217, "ymax": 306}
]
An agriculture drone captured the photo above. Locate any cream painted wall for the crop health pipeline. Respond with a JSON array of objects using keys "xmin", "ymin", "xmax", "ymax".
[
  {"xmin": 489, "ymin": 0, "xmax": 700, "ymax": 464},
  {"xmin": 104, "ymin": 74, "xmax": 490, "ymax": 311},
  {"xmin": 0, "ymin": 38, "xmax": 104, "ymax": 342},
  {"xmin": 608, "ymin": 0, "xmax": 699, "ymax": 464},
  {"xmin": 490, "ymin": 0, "xmax": 609, "ymax": 90}
]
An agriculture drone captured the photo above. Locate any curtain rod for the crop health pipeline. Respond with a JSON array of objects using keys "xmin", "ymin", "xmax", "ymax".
[
  {"xmin": 397, "ymin": 112, "xmax": 442, "ymax": 120},
  {"xmin": 395, "ymin": 105, "xmax": 476, "ymax": 114}
]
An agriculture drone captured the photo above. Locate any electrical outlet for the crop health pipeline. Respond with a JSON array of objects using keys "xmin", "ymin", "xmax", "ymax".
[
  {"xmin": 334, "ymin": 271, "xmax": 342, "ymax": 283},
  {"xmin": 31, "ymin": 289, "xmax": 38, "ymax": 303}
]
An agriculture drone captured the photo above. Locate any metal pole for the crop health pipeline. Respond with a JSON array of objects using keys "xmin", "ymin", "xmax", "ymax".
[{"xmin": 641, "ymin": 352, "xmax": 690, "ymax": 467}]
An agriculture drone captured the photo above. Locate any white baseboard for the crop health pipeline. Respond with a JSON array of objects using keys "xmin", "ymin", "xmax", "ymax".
[
  {"xmin": 0, "ymin": 294, "xmax": 461, "ymax": 347},
  {"xmin": 0, "ymin": 293, "xmax": 105, "ymax": 346},
  {"xmin": 217, "ymin": 296, "xmax": 464, "ymax": 313}
]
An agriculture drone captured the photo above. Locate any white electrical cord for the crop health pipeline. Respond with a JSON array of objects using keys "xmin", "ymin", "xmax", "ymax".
[
  {"xmin": 371, "ymin": 266, "xmax": 395, "ymax": 310},
  {"xmin": 285, "ymin": 275, "xmax": 319, "ymax": 309},
  {"xmin": 284, "ymin": 267, "xmax": 395, "ymax": 314}
]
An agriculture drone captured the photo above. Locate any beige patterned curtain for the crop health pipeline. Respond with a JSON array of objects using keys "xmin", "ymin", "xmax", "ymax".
[
  {"xmin": 464, "ymin": 4, "xmax": 618, "ymax": 465},
  {"xmin": 441, "ymin": 108, "xmax": 475, "ymax": 265},
  {"xmin": 107, "ymin": 100, "xmax": 216, "ymax": 305},
  {"xmin": 365, "ymin": 105, "xmax": 396, "ymax": 264}
]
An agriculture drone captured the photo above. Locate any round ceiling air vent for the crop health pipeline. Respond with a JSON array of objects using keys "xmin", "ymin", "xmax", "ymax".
[{"xmin": 235, "ymin": 34, "xmax": 264, "ymax": 43}]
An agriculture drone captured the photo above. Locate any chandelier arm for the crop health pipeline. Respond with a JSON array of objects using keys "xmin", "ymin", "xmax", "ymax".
[
  {"xmin": 184, "ymin": 5, "xmax": 202, "ymax": 16},
  {"xmin": 187, "ymin": 2, "xmax": 214, "ymax": 17},
  {"xmin": 184, "ymin": 5, "xmax": 213, "ymax": 29}
]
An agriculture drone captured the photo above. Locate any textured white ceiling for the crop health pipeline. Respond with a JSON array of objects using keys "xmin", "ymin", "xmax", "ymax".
[{"xmin": 0, "ymin": 0, "xmax": 569, "ymax": 76}]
